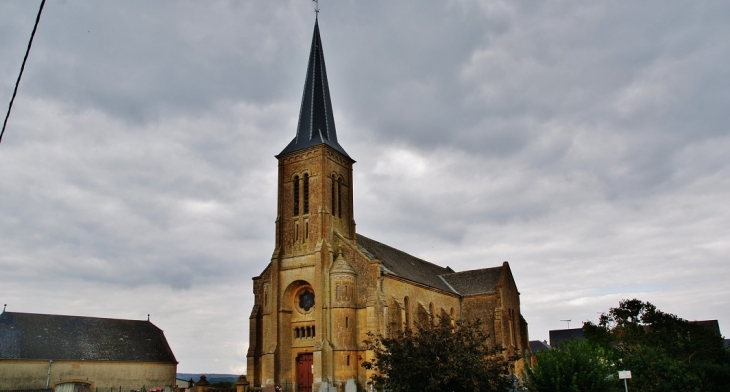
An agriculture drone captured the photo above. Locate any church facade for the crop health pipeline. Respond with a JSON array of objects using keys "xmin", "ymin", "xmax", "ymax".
[{"xmin": 247, "ymin": 20, "xmax": 530, "ymax": 392}]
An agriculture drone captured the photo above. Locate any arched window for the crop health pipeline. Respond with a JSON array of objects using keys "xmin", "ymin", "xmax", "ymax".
[
  {"xmin": 429, "ymin": 302, "xmax": 435, "ymax": 324},
  {"xmin": 331, "ymin": 175, "xmax": 336, "ymax": 215},
  {"xmin": 450, "ymin": 307, "xmax": 456, "ymax": 328},
  {"xmin": 404, "ymin": 297, "xmax": 410, "ymax": 329},
  {"xmin": 303, "ymin": 173, "xmax": 309, "ymax": 214},
  {"xmin": 335, "ymin": 284, "xmax": 340, "ymax": 300},
  {"xmin": 344, "ymin": 284, "xmax": 348, "ymax": 300},
  {"xmin": 509, "ymin": 309, "xmax": 516, "ymax": 346},
  {"xmin": 337, "ymin": 178, "xmax": 342, "ymax": 218},
  {"xmin": 293, "ymin": 176, "xmax": 300, "ymax": 216}
]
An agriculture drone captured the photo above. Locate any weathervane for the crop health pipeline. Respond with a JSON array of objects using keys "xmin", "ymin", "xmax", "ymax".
[{"xmin": 312, "ymin": 0, "xmax": 319, "ymax": 17}]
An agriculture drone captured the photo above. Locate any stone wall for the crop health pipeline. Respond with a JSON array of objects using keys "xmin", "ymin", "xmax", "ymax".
[
  {"xmin": 380, "ymin": 277, "xmax": 461, "ymax": 331},
  {"xmin": 0, "ymin": 359, "xmax": 176, "ymax": 391}
]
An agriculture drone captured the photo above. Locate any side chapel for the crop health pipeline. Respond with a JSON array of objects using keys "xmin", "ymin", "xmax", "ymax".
[{"xmin": 247, "ymin": 19, "xmax": 531, "ymax": 392}]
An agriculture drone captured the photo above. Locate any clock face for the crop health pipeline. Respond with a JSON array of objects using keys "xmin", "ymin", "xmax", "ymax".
[{"xmin": 299, "ymin": 289, "xmax": 315, "ymax": 311}]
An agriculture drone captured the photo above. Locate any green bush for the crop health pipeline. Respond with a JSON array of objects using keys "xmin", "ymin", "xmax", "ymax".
[
  {"xmin": 524, "ymin": 339, "xmax": 620, "ymax": 392},
  {"xmin": 362, "ymin": 318, "xmax": 513, "ymax": 392},
  {"xmin": 583, "ymin": 299, "xmax": 730, "ymax": 392}
]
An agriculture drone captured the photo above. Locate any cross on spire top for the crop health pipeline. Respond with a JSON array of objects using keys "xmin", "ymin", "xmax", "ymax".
[{"xmin": 312, "ymin": 0, "xmax": 319, "ymax": 18}]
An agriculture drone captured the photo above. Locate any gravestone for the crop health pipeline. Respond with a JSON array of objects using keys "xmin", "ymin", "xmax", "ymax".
[
  {"xmin": 318, "ymin": 382, "xmax": 336, "ymax": 392},
  {"xmin": 345, "ymin": 379, "xmax": 357, "ymax": 392}
]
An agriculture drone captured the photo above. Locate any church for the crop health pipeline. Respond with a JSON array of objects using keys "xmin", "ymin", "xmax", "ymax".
[{"xmin": 246, "ymin": 19, "xmax": 530, "ymax": 392}]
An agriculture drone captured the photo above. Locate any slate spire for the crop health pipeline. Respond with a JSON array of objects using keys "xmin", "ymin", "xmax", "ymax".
[{"xmin": 279, "ymin": 19, "xmax": 351, "ymax": 159}]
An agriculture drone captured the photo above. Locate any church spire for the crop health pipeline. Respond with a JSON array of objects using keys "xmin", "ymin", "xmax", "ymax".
[{"xmin": 279, "ymin": 19, "xmax": 351, "ymax": 160}]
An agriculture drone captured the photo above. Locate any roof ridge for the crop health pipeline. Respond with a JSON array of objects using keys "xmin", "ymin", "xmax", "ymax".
[
  {"xmin": 2, "ymin": 311, "xmax": 147, "ymax": 322},
  {"xmin": 438, "ymin": 275, "xmax": 460, "ymax": 295},
  {"xmin": 439, "ymin": 265, "xmax": 502, "ymax": 277}
]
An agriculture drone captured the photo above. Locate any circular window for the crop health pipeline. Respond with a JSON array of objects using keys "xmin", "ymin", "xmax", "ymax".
[{"xmin": 297, "ymin": 288, "xmax": 315, "ymax": 312}]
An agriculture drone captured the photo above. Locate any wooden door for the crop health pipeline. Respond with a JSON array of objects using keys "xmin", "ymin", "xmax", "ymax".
[{"xmin": 296, "ymin": 353, "xmax": 313, "ymax": 392}]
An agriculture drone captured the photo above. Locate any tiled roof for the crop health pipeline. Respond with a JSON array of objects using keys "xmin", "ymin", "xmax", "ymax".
[
  {"xmin": 0, "ymin": 311, "xmax": 177, "ymax": 363},
  {"xmin": 356, "ymin": 234, "xmax": 503, "ymax": 297},
  {"xmin": 356, "ymin": 234, "xmax": 456, "ymax": 293},
  {"xmin": 440, "ymin": 267, "xmax": 503, "ymax": 296},
  {"xmin": 278, "ymin": 19, "xmax": 351, "ymax": 160},
  {"xmin": 529, "ymin": 340, "xmax": 551, "ymax": 353}
]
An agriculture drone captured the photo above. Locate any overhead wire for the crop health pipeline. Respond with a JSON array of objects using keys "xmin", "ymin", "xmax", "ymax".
[{"xmin": 0, "ymin": 0, "xmax": 47, "ymax": 145}]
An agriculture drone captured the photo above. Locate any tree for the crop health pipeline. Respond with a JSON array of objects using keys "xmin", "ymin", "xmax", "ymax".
[
  {"xmin": 361, "ymin": 318, "xmax": 514, "ymax": 392},
  {"xmin": 210, "ymin": 381, "xmax": 234, "ymax": 389},
  {"xmin": 524, "ymin": 339, "xmax": 621, "ymax": 392},
  {"xmin": 583, "ymin": 299, "xmax": 730, "ymax": 392}
]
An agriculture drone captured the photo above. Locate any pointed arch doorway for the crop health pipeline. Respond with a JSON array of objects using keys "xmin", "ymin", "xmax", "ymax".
[{"xmin": 296, "ymin": 353, "xmax": 313, "ymax": 392}]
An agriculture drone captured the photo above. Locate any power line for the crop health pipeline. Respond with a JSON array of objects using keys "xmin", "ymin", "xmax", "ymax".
[{"xmin": 0, "ymin": 0, "xmax": 47, "ymax": 145}]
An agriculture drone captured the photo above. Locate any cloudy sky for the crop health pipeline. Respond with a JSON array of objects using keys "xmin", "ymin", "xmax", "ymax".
[{"xmin": 1, "ymin": 0, "xmax": 729, "ymax": 374}]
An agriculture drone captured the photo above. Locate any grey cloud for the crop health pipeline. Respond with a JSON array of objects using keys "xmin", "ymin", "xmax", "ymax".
[{"xmin": 11, "ymin": 1, "xmax": 313, "ymax": 124}]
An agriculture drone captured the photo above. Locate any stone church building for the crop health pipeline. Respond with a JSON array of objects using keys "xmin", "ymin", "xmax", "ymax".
[{"xmin": 247, "ymin": 19, "xmax": 530, "ymax": 392}]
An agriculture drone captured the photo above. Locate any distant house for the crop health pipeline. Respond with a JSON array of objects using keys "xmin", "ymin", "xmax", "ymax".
[
  {"xmin": 691, "ymin": 319, "xmax": 721, "ymax": 335},
  {"xmin": 0, "ymin": 311, "xmax": 177, "ymax": 392},
  {"xmin": 548, "ymin": 328, "xmax": 585, "ymax": 347},
  {"xmin": 547, "ymin": 319, "xmax": 724, "ymax": 349},
  {"xmin": 529, "ymin": 340, "xmax": 551, "ymax": 354},
  {"xmin": 527, "ymin": 340, "xmax": 551, "ymax": 367},
  {"xmin": 175, "ymin": 378, "xmax": 194, "ymax": 390}
]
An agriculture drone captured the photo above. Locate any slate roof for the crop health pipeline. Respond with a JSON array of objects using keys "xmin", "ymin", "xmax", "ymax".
[
  {"xmin": 549, "ymin": 328, "xmax": 586, "ymax": 347},
  {"xmin": 440, "ymin": 267, "xmax": 503, "ymax": 296},
  {"xmin": 690, "ymin": 319, "xmax": 721, "ymax": 335},
  {"xmin": 0, "ymin": 311, "xmax": 177, "ymax": 363},
  {"xmin": 529, "ymin": 340, "xmax": 551, "ymax": 353},
  {"xmin": 356, "ymin": 234, "xmax": 456, "ymax": 293},
  {"xmin": 356, "ymin": 234, "xmax": 505, "ymax": 297},
  {"xmin": 278, "ymin": 19, "xmax": 351, "ymax": 160}
]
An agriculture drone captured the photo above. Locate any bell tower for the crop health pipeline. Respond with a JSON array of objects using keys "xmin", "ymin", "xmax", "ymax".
[
  {"xmin": 275, "ymin": 19, "xmax": 355, "ymax": 257},
  {"xmin": 249, "ymin": 19, "xmax": 358, "ymax": 391}
]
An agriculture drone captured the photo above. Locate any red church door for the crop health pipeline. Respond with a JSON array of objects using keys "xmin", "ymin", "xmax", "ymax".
[{"xmin": 296, "ymin": 353, "xmax": 313, "ymax": 392}]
